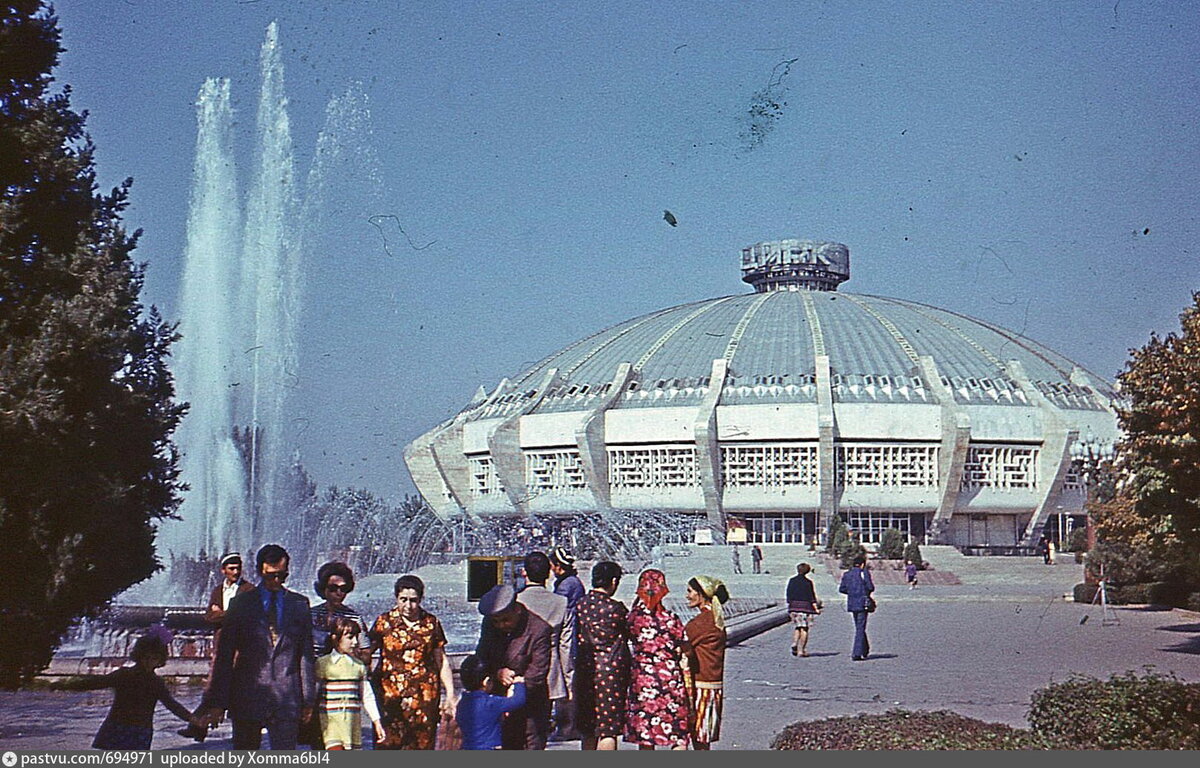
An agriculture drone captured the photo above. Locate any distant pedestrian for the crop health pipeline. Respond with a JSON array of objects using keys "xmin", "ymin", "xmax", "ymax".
[
  {"xmin": 905, "ymin": 560, "xmax": 918, "ymax": 590},
  {"xmin": 682, "ymin": 575, "xmax": 729, "ymax": 750},
  {"xmin": 1048, "ymin": 540, "xmax": 1057, "ymax": 565},
  {"xmin": 731, "ymin": 545, "xmax": 742, "ymax": 575},
  {"xmin": 751, "ymin": 545, "xmax": 763, "ymax": 574},
  {"xmin": 574, "ymin": 561, "xmax": 630, "ymax": 751},
  {"xmin": 624, "ymin": 569, "xmax": 689, "ymax": 750},
  {"xmin": 786, "ymin": 563, "xmax": 822, "ymax": 657},
  {"xmin": 456, "ymin": 655, "xmax": 527, "ymax": 751},
  {"xmin": 838, "ymin": 555, "xmax": 875, "ymax": 661},
  {"xmin": 55, "ymin": 628, "xmax": 204, "ymax": 749},
  {"xmin": 1037, "ymin": 535, "xmax": 1051, "ymax": 565}
]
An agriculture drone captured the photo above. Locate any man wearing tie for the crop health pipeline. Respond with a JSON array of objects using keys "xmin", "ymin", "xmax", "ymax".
[{"xmin": 199, "ymin": 544, "xmax": 316, "ymax": 749}]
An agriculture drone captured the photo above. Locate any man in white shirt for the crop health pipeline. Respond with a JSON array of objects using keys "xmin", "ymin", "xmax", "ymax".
[{"xmin": 205, "ymin": 552, "xmax": 253, "ymax": 628}]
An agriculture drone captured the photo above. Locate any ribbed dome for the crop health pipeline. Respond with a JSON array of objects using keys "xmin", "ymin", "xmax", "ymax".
[{"xmin": 463, "ymin": 290, "xmax": 1117, "ymax": 422}]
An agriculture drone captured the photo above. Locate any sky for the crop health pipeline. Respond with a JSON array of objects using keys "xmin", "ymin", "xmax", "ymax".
[{"xmin": 53, "ymin": 1, "xmax": 1200, "ymax": 505}]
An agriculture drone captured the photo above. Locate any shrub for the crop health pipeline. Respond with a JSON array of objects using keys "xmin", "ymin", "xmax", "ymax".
[
  {"xmin": 826, "ymin": 514, "xmax": 848, "ymax": 554},
  {"xmin": 1067, "ymin": 527, "xmax": 1088, "ymax": 553},
  {"xmin": 1073, "ymin": 583, "xmax": 1099, "ymax": 603},
  {"xmin": 878, "ymin": 528, "xmax": 905, "ymax": 559},
  {"xmin": 1106, "ymin": 582, "xmax": 1190, "ymax": 606},
  {"xmin": 1028, "ymin": 671, "xmax": 1200, "ymax": 749},
  {"xmin": 902, "ymin": 540, "xmax": 924, "ymax": 569},
  {"xmin": 771, "ymin": 709, "xmax": 1054, "ymax": 750}
]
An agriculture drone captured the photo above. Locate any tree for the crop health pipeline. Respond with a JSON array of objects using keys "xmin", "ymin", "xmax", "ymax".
[
  {"xmin": 0, "ymin": 1, "xmax": 184, "ymax": 687},
  {"xmin": 1117, "ymin": 292, "xmax": 1200, "ymax": 542}
]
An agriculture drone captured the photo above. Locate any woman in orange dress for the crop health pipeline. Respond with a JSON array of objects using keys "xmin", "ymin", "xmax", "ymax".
[{"xmin": 370, "ymin": 574, "xmax": 456, "ymax": 749}]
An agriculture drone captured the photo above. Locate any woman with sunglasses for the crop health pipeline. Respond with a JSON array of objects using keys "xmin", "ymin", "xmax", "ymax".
[{"xmin": 310, "ymin": 561, "xmax": 371, "ymax": 662}]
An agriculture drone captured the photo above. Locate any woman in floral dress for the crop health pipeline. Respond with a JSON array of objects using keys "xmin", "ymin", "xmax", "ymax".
[
  {"xmin": 370, "ymin": 574, "xmax": 456, "ymax": 749},
  {"xmin": 624, "ymin": 569, "xmax": 690, "ymax": 750},
  {"xmin": 573, "ymin": 560, "xmax": 631, "ymax": 750}
]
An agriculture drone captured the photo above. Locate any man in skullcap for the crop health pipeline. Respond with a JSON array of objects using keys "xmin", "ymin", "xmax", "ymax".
[
  {"xmin": 205, "ymin": 552, "xmax": 253, "ymax": 629},
  {"xmin": 475, "ymin": 584, "xmax": 552, "ymax": 749}
]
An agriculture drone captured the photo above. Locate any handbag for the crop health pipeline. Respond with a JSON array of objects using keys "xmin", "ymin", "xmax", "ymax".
[{"xmin": 865, "ymin": 596, "xmax": 877, "ymax": 613}]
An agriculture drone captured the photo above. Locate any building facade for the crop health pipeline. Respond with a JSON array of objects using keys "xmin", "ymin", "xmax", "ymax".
[{"xmin": 404, "ymin": 239, "xmax": 1120, "ymax": 547}]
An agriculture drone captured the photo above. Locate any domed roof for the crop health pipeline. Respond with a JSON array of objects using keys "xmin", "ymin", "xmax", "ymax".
[{"xmin": 462, "ymin": 288, "xmax": 1118, "ymax": 422}]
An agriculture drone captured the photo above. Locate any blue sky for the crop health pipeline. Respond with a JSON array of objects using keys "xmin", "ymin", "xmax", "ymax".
[{"xmin": 55, "ymin": 1, "xmax": 1200, "ymax": 502}]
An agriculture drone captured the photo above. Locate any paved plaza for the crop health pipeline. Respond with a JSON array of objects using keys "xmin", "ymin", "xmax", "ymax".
[{"xmin": 2, "ymin": 545, "xmax": 1197, "ymax": 750}]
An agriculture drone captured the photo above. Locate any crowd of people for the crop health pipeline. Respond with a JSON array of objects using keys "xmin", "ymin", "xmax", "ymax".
[{"xmin": 77, "ymin": 543, "xmax": 743, "ymax": 751}]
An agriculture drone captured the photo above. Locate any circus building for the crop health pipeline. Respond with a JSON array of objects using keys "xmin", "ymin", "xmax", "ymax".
[{"xmin": 404, "ymin": 239, "xmax": 1121, "ymax": 548}]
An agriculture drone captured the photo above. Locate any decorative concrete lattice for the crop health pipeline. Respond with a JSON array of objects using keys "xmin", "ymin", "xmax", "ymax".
[
  {"xmin": 835, "ymin": 444, "xmax": 939, "ymax": 487},
  {"xmin": 721, "ymin": 443, "xmax": 819, "ymax": 488},
  {"xmin": 468, "ymin": 455, "xmax": 503, "ymax": 497},
  {"xmin": 525, "ymin": 449, "xmax": 587, "ymax": 493},
  {"xmin": 608, "ymin": 445, "xmax": 699, "ymax": 489},
  {"xmin": 961, "ymin": 445, "xmax": 1038, "ymax": 489}
]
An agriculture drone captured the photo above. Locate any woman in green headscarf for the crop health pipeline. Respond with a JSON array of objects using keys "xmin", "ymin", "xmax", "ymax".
[{"xmin": 681, "ymin": 574, "xmax": 729, "ymax": 750}]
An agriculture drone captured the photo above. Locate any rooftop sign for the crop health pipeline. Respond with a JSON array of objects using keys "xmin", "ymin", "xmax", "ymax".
[{"xmin": 740, "ymin": 239, "xmax": 850, "ymax": 292}]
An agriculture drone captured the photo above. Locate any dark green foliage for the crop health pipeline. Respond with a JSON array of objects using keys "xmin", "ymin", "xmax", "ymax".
[
  {"xmin": 825, "ymin": 512, "xmax": 847, "ymax": 554},
  {"xmin": 0, "ymin": 1, "xmax": 183, "ymax": 687},
  {"xmin": 771, "ymin": 709, "xmax": 1055, "ymax": 750},
  {"xmin": 902, "ymin": 540, "xmax": 923, "ymax": 569},
  {"xmin": 1028, "ymin": 671, "xmax": 1200, "ymax": 749},
  {"xmin": 878, "ymin": 527, "xmax": 905, "ymax": 559},
  {"xmin": 1067, "ymin": 527, "xmax": 1088, "ymax": 553},
  {"xmin": 1074, "ymin": 582, "xmax": 1099, "ymax": 603}
]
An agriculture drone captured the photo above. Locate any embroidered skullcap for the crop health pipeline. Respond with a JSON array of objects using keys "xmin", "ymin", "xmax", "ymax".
[
  {"xmin": 549, "ymin": 547, "xmax": 576, "ymax": 568},
  {"xmin": 220, "ymin": 552, "xmax": 242, "ymax": 567}
]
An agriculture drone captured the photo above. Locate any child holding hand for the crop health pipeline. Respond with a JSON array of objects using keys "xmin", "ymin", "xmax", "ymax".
[
  {"xmin": 454, "ymin": 654, "xmax": 526, "ymax": 750},
  {"xmin": 315, "ymin": 617, "xmax": 384, "ymax": 749}
]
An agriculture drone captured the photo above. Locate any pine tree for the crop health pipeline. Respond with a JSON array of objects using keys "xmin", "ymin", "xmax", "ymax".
[{"xmin": 0, "ymin": 1, "xmax": 184, "ymax": 687}]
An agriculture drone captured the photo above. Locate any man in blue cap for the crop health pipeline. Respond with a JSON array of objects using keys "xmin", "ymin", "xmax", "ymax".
[{"xmin": 475, "ymin": 584, "xmax": 552, "ymax": 749}]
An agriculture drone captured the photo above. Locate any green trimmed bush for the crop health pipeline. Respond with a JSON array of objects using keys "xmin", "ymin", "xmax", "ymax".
[
  {"xmin": 902, "ymin": 540, "xmax": 924, "ymax": 569},
  {"xmin": 878, "ymin": 527, "xmax": 905, "ymax": 559},
  {"xmin": 1067, "ymin": 527, "xmax": 1088, "ymax": 553},
  {"xmin": 771, "ymin": 709, "xmax": 1055, "ymax": 750},
  {"xmin": 1107, "ymin": 582, "xmax": 1190, "ymax": 606},
  {"xmin": 1028, "ymin": 671, "xmax": 1200, "ymax": 749},
  {"xmin": 1073, "ymin": 582, "xmax": 1099, "ymax": 603}
]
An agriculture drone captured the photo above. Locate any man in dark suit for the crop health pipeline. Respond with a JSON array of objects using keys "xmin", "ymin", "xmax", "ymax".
[
  {"xmin": 199, "ymin": 544, "xmax": 316, "ymax": 750},
  {"xmin": 476, "ymin": 584, "xmax": 552, "ymax": 750}
]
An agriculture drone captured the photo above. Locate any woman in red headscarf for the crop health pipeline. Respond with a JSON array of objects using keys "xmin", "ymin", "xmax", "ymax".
[{"xmin": 623, "ymin": 569, "xmax": 690, "ymax": 750}]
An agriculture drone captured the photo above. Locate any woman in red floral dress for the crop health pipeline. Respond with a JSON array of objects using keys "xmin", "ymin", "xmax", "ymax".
[{"xmin": 624, "ymin": 569, "xmax": 690, "ymax": 750}]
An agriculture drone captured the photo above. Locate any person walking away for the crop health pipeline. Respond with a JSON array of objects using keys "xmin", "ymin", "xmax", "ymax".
[
  {"xmin": 549, "ymin": 547, "xmax": 585, "ymax": 740},
  {"xmin": 751, "ymin": 545, "xmax": 763, "ymax": 574},
  {"xmin": 624, "ymin": 569, "xmax": 689, "ymax": 750},
  {"xmin": 1038, "ymin": 535, "xmax": 1051, "ymax": 565},
  {"xmin": 476, "ymin": 584, "xmax": 553, "ymax": 749},
  {"xmin": 682, "ymin": 575, "xmax": 729, "ymax": 750},
  {"xmin": 786, "ymin": 563, "xmax": 822, "ymax": 657},
  {"xmin": 371, "ymin": 574, "xmax": 456, "ymax": 749},
  {"xmin": 55, "ymin": 628, "xmax": 204, "ymax": 749},
  {"xmin": 574, "ymin": 561, "xmax": 631, "ymax": 751},
  {"xmin": 456, "ymin": 655, "xmax": 527, "ymax": 750},
  {"xmin": 731, "ymin": 545, "xmax": 742, "ymax": 575},
  {"xmin": 517, "ymin": 551, "xmax": 568, "ymax": 741},
  {"xmin": 315, "ymin": 617, "xmax": 384, "ymax": 750},
  {"xmin": 838, "ymin": 554, "xmax": 875, "ymax": 661},
  {"xmin": 905, "ymin": 560, "xmax": 918, "ymax": 590}
]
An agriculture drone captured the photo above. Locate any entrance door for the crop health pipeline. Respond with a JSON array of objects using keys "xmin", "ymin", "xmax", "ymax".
[{"xmin": 969, "ymin": 514, "xmax": 989, "ymax": 545}]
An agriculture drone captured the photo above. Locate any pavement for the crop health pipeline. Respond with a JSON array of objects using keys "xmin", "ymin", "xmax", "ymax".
[{"xmin": 3, "ymin": 544, "xmax": 1198, "ymax": 750}]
